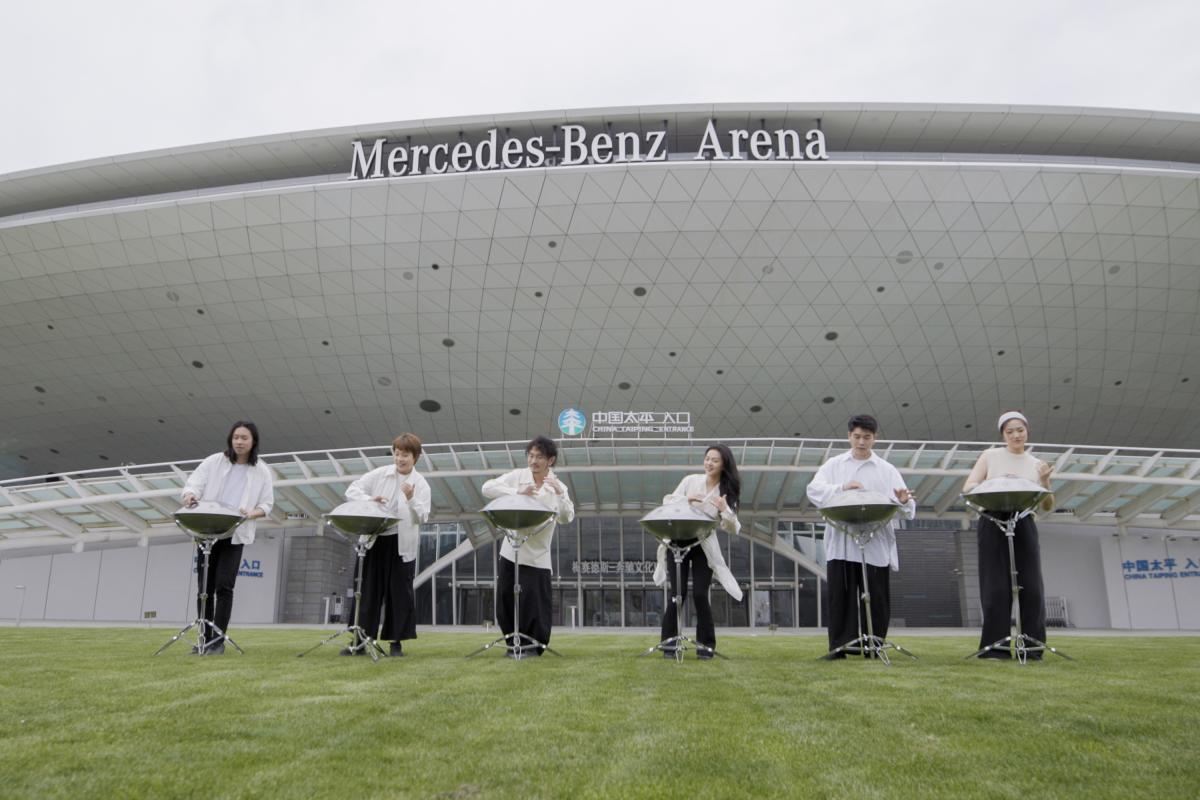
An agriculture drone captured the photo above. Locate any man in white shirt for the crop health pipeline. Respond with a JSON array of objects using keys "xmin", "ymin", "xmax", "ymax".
[
  {"xmin": 481, "ymin": 436, "xmax": 574, "ymax": 657},
  {"xmin": 343, "ymin": 433, "xmax": 432, "ymax": 657},
  {"xmin": 806, "ymin": 415, "xmax": 915, "ymax": 659}
]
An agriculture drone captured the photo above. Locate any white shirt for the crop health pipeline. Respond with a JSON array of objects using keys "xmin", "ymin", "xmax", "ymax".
[
  {"xmin": 806, "ymin": 450, "xmax": 916, "ymax": 570},
  {"xmin": 345, "ymin": 466, "xmax": 432, "ymax": 562},
  {"xmin": 480, "ymin": 467, "xmax": 574, "ymax": 571},
  {"xmin": 651, "ymin": 474, "xmax": 745, "ymax": 601},
  {"xmin": 181, "ymin": 453, "xmax": 275, "ymax": 546}
]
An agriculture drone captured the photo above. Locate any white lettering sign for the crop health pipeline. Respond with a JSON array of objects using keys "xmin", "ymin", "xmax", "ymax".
[{"xmin": 349, "ymin": 120, "xmax": 829, "ymax": 179}]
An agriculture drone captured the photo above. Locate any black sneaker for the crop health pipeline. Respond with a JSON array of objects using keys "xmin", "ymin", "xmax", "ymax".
[
  {"xmin": 697, "ymin": 649, "xmax": 715, "ymax": 661},
  {"xmin": 389, "ymin": 642, "xmax": 404, "ymax": 657},
  {"xmin": 204, "ymin": 642, "xmax": 226, "ymax": 656},
  {"xmin": 662, "ymin": 649, "xmax": 678, "ymax": 660}
]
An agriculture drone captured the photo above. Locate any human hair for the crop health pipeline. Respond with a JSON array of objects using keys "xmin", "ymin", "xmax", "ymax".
[
  {"xmin": 392, "ymin": 432, "xmax": 423, "ymax": 459},
  {"xmin": 705, "ymin": 444, "xmax": 741, "ymax": 512},
  {"xmin": 847, "ymin": 414, "xmax": 878, "ymax": 434},
  {"xmin": 526, "ymin": 435, "xmax": 558, "ymax": 463},
  {"xmin": 224, "ymin": 420, "xmax": 260, "ymax": 466}
]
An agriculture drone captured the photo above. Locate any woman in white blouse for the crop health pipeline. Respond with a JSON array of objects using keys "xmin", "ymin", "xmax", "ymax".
[
  {"xmin": 655, "ymin": 444, "xmax": 745, "ymax": 660},
  {"xmin": 963, "ymin": 410, "xmax": 1054, "ymax": 660},
  {"xmin": 180, "ymin": 421, "xmax": 275, "ymax": 655}
]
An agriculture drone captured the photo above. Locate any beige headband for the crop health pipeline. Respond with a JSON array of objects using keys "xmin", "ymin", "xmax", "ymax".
[{"xmin": 997, "ymin": 411, "xmax": 1028, "ymax": 432}]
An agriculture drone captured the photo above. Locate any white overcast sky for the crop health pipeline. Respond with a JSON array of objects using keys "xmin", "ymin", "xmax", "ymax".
[{"xmin": 2, "ymin": 0, "xmax": 1198, "ymax": 176}]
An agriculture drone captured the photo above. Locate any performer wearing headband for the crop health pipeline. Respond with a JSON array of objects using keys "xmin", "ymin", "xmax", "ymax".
[
  {"xmin": 963, "ymin": 411, "xmax": 1054, "ymax": 659},
  {"xmin": 806, "ymin": 414, "xmax": 915, "ymax": 659},
  {"xmin": 653, "ymin": 444, "xmax": 745, "ymax": 659},
  {"xmin": 180, "ymin": 421, "xmax": 275, "ymax": 655},
  {"xmin": 343, "ymin": 433, "xmax": 431, "ymax": 657},
  {"xmin": 481, "ymin": 436, "xmax": 574, "ymax": 657}
]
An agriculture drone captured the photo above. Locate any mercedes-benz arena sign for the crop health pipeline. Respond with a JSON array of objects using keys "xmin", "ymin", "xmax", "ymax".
[{"xmin": 1, "ymin": 104, "xmax": 1199, "ymax": 479}]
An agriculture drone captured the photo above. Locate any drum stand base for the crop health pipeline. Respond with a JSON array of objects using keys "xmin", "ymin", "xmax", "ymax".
[
  {"xmin": 824, "ymin": 635, "xmax": 915, "ymax": 666},
  {"xmin": 641, "ymin": 634, "xmax": 726, "ymax": 662},
  {"xmin": 467, "ymin": 522, "xmax": 560, "ymax": 660},
  {"xmin": 965, "ymin": 508, "xmax": 1073, "ymax": 664},
  {"xmin": 820, "ymin": 527, "xmax": 915, "ymax": 666},
  {"xmin": 154, "ymin": 535, "xmax": 243, "ymax": 656},
  {"xmin": 297, "ymin": 534, "xmax": 388, "ymax": 662}
]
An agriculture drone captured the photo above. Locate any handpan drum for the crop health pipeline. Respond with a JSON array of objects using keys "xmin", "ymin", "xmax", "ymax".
[
  {"xmin": 965, "ymin": 477, "xmax": 1048, "ymax": 514},
  {"xmin": 480, "ymin": 494, "xmax": 555, "ymax": 531},
  {"xmin": 173, "ymin": 502, "xmax": 243, "ymax": 540},
  {"xmin": 818, "ymin": 489, "xmax": 901, "ymax": 526},
  {"xmin": 639, "ymin": 501, "xmax": 718, "ymax": 541},
  {"xmin": 326, "ymin": 500, "xmax": 402, "ymax": 537}
]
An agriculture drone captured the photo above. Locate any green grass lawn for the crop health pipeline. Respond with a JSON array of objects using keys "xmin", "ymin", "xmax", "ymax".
[{"xmin": 1, "ymin": 628, "xmax": 1197, "ymax": 799}]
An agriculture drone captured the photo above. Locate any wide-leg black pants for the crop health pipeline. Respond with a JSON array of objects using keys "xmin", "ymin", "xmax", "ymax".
[
  {"xmin": 496, "ymin": 556, "xmax": 553, "ymax": 653},
  {"xmin": 826, "ymin": 558, "xmax": 890, "ymax": 652},
  {"xmin": 660, "ymin": 541, "xmax": 715, "ymax": 649},
  {"xmin": 977, "ymin": 514, "xmax": 1046, "ymax": 657},
  {"xmin": 198, "ymin": 538, "xmax": 243, "ymax": 643},
  {"xmin": 359, "ymin": 542, "xmax": 417, "ymax": 643}
]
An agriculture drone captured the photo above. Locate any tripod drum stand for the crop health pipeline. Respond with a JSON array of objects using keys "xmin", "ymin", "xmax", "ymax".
[
  {"xmin": 818, "ymin": 489, "xmax": 916, "ymax": 665},
  {"xmin": 965, "ymin": 477, "xmax": 1073, "ymax": 664},
  {"xmin": 467, "ymin": 494, "xmax": 560, "ymax": 660},
  {"xmin": 296, "ymin": 500, "xmax": 401, "ymax": 661},
  {"xmin": 638, "ymin": 502, "xmax": 726, "ymax": 663},
  {"xmin": 155, "ymin": 502, "xmax": 246, "ymax": 656}
]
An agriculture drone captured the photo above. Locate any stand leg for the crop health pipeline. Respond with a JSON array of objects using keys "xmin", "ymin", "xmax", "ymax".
[
  {"xmin": 296, "ymin": 539, "xmax": 387, "ymax": 661},
  {"xmin": 467, "ymin": 531, "xmax": 558, "ymax": 659},
  {"xmin": 821, "ymin": 528, "xmax": 916, "ymax": 666},
  {"xmin": 967, "ymin": 513, "xmax": 1072, "ymax": 663},
  {"xmin": 156, "ymin": 538, "xmax": 238, "ymax": 656},
  {"xmin": 641, "ymin": 540, "xmax": 728, "ymax": 662}
]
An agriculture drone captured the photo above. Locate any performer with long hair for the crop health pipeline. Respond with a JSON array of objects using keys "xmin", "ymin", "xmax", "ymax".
[
  {"xmin": 481, "ymin": 435, "xmax": 574, "ymax": 657},
  {"xmin": 806, "ymin": 415, "xmax": 915, "ymax": 658},
  {"xmin": 653, "ymin": 444, "xmax": 745, "ymax": 659},
  {"xmin": 343, "ymin": 433, "xmax": 431, "ymax": 657},
  {"xmin": 963, "ymin": 411, "xmax": 1055, "ymax": 659},
  {"xmin": 180, "ymin": 421, "xmax": 275, "ymax": 654}
]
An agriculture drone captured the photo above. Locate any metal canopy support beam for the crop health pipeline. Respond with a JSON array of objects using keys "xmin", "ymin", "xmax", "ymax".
[{"xmin": 413, "ymin": 538, "xmax": 475, "ymax": 589}]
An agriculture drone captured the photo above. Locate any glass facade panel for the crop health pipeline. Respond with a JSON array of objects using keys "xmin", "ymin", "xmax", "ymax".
[{"xmin": 426, "ymin": 514, "xmax": 937, "ymax": 629}]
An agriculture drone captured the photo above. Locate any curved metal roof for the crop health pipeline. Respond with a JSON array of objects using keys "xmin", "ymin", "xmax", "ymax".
[
  {"xmin": 2, "ymin": 104, "xmax": 1200, "ymax": 478},
  {"xmin": 5, "ymin": 103, "xmax": 1200, "ymax": 220}
]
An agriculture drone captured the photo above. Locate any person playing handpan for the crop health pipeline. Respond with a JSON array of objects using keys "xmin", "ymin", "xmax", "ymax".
[
  {"xmin": 481, "ymin": 436, "xmax": 574, "ymax": 657},
  {"xmin": 963, "ymin": 410, "xmax": 1055, "ymax": 660},
  {"xmin": 180, "ymin": 420, "xmax": 275, "ymax": 655},
  {"xmin": 653, "ymin": 443, "xmax": 745, "ymax": 659},
  {"xmin": 343, "ymin": 432, "xmax": 431, "ymax": 657},
  {"xmin": 806, "ymin": 414, "xmax": 915, "ymax": 659}
]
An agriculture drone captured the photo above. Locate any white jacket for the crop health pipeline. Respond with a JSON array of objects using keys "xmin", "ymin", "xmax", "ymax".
[
  {"xmin": 652, "ymin": 474, "xmax": 745, "ymax": 602},
  {"xmin": 345, "ymin": 466, "xmax": 431, "ymax": 562},
  {"xmin": 805, "ymin": 450, "xmax": 916, "ymax": 570},
  {"xmin": 180, "ymin": 452, "xmax": 275, "ymax": 546},
  {"xmin": 480, "ymin": 468, "xmax": 574, "ymax": 571}
]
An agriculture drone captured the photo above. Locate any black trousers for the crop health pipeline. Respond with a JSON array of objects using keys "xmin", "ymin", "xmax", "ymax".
[
  {"xmin": 496, "ymin": 556, "xmax": 553, "ymax": 652},
  {"xmin": 660, "ymin": 540, "xmax": 715, "ymax": 649},
  {"xmin": 977, "ymin": 514, "xmax": 1046, "ymax": 657},
  {"xmin": 359, "ymin": 543, "xmax": 417, "ymax": 643},
  {"xmin": 826, "ymin": 558, "xmax": 890, "ymax": 652},
  {"xmin": 198, "ymin": 538, "xmax": 243, "ymax": 642}
]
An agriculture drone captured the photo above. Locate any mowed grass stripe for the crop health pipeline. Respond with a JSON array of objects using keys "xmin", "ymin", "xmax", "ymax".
[{"xmin": 1, "ymin": 629, "xmax": 1197, "ymax": 799}]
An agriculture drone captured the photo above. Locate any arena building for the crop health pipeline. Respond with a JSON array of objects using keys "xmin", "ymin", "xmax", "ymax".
[{"xmin": 1, "ymin": 104, "xmax": 1198, "ymax": 632}]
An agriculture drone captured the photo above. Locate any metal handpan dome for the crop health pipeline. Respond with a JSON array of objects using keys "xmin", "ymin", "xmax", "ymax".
[
  {"xmin": 818, "ymin": 490, "xmax": 901, "ymax": 525},
  {"xmin": 173, "ymin": 501, "xmax": 243, "ymax": 539},
  {"xmin": 639, "ymin": 501, "xmax": 719, "ymax": 541},
  {"xmin": 325, "ymin": 500, "xmax": 401, "ymax": 537},
  {"xmin": 965, "ymin": 477, "xmax": 1049, "ymax": 513},
  {"xmin": 481, "ymin": 494, "xmax": 555, "ymax": 531}
]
